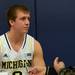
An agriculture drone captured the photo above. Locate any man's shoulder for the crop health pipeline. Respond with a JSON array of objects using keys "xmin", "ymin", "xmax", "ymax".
[
  {"xmin": 0, "ymin": 34, "xmax": 5, "ymax": 39},
  {"xmin": 27, "ymin": 34, "xmax": 42, "ymax": 45},
  {"xmin": 27, "ymin": 34, "xmax": 34, "ymax": 38},
  {"xmin": 0, "ymin": 34, "xmax": 5, "ymax": 48},
  {"xmin": 27, "ymin": 34, "xmax": 35, "ymax": 40},
  {"xmin": 27, "ymin": 34, "xmax": 39, "ymax": 43}
]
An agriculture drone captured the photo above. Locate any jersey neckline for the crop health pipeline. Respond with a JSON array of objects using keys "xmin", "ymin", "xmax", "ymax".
[{"xmin": 4, "ymin": 33, "xmax": 27, "ymax": 52}]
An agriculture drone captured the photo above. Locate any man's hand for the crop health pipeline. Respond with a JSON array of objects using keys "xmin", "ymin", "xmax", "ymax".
[
  {"xmin": 28, "ymin": 66, "xmax": 46, "ymax": 75},
  {"xmin": 53, "ymin": 57, "xmax": 65, "ymax": 74}
]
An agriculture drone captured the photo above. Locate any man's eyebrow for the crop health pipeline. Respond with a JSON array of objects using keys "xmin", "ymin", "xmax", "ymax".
[{"xmin": 20, "ymin": 16, "xmax": 30, "ymax": 19}]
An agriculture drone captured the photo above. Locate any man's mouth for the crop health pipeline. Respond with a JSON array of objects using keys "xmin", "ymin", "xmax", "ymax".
[{"xmin": 24, "ymin": 27, "xmax": 29, "ymax": 30}]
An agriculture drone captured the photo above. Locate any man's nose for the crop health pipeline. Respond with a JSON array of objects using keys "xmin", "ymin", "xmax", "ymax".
[{"xmin": 25, "ymin": 18, "xmax": 30, "ymax": 26}]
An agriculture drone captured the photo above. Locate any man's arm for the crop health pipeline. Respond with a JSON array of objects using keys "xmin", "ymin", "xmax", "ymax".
[{"xmin": 29, "ymin": 40, "xmax": 46, "ymax": 75}]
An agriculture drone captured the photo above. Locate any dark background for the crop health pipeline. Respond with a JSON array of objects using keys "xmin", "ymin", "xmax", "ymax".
[{"xmin": 0, "ymin": 0, "xmax": 75, "ymax": 67}]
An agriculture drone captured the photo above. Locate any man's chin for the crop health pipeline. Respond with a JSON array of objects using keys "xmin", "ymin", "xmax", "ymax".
[{"xmin": 24, "ymin": 31, "xmax": 28, "ymax": 34}]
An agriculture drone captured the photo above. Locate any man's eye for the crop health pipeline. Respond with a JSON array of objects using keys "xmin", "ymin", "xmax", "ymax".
[
  {"xmin": 28, "ymin": 17, "xmax": 31, "ymax": 21},
  {"xmin": 21, "ymin": 17, "xmax": 26, "ymax": 20}
]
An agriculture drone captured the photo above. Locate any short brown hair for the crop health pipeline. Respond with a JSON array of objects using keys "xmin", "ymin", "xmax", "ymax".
[{"xmin": 7, "ymin": 4, "xmax": 30, "ymax": 28}]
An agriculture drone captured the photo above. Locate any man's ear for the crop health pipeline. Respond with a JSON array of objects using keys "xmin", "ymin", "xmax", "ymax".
[{"xmin": 9, "ymin": 20, "xmax": 14, "ymax": 26}]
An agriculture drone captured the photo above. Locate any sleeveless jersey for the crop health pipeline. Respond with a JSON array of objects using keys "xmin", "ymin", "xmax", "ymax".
[{"xmin": 0, "ymin": 33, "xmax": 34, "ymax": 75}]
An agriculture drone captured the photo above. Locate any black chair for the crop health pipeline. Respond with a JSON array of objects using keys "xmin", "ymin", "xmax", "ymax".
[
  {"xmin": 45, "ymin": 66, "xmax": 75, "ymax": 75},
  {"xmin": 59, "ymin": 67, "xmax": 75, "ymax": 75}
]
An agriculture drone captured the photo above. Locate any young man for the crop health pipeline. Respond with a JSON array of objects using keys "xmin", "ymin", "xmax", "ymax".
[
  {"xmin": 0, "ymin": 4, "xmax": 46, "ymax": 75},
  {"xmin": 0, "ymin": 5, "xmax": 65, "ymax": 75}
]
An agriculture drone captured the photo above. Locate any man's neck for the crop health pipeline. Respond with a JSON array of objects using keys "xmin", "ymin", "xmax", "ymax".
[{"xmin": 7, "ymin": 30, "xmax": 26, "ymax": 44}]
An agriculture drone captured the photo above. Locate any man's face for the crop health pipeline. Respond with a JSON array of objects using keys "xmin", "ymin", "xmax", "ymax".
[{"xmin": 11, "ymin": 10, "xmax": 30, "ymax": 34}]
